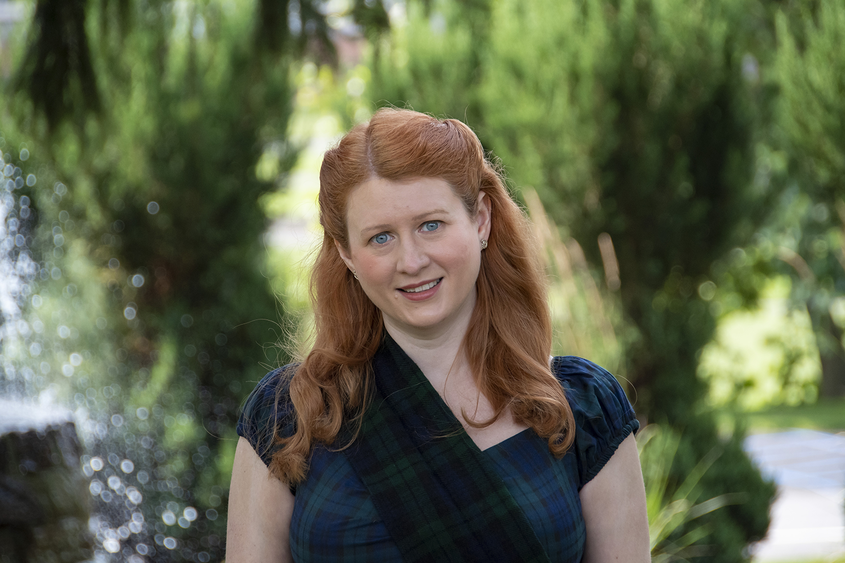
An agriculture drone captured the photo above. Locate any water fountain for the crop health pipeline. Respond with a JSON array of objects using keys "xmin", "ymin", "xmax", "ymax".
[
  {"xmin": 0, "ymin": 134, "xmax": 229, "ymax": 562},
  {"xmin": 0, "ymin": 148, "xmax": 94, "ymax": 562}
]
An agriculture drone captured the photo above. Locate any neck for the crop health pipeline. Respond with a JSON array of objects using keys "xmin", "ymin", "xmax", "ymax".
[{"xmin": 383, "ymin": 316, "xmax": 472, "ymax": 389}]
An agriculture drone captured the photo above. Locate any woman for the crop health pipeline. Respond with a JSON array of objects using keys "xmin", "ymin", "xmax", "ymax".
[{"xmin": 227, "ymin": 108, "xmax": 650, "ymax": 562}]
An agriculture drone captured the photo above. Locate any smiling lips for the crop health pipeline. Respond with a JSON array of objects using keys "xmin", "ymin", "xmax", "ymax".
[
  {"xmin": 402, "ymin": 278, "xmax": 441, "ymax": 293},
  {"xmin": 398, "ymin": 278, "xmax": 442, "ymax": 300}
]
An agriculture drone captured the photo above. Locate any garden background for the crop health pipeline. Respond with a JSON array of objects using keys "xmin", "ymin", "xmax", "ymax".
[{"xmin": 1, "ymin": 0, "xmax": 844, "ymax": 561}]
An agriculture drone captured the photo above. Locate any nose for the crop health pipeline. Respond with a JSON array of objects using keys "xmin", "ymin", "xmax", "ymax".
[{"xmin": 396, "ymin": 237, "xmax": 430, "ymax": 275}]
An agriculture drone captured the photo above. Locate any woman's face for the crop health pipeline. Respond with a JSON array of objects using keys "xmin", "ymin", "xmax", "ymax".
[{"xmin": 337, "ymin": 176, "xmax": 491, "ymax": 340}]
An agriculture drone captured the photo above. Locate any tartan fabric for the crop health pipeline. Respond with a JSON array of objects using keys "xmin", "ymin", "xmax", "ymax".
[
  {"xmin": 237, "ymin": 346, "xmax": 639, "ymax": 563},
  {"xmin": 341, "ymin": 334, "xmax": 551, "ymax": 563}
]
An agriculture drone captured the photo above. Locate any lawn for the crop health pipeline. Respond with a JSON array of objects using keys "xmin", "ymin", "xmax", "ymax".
[{"xmin": 716, "ymin": 397, "xmax": 845, "ymax": 435}]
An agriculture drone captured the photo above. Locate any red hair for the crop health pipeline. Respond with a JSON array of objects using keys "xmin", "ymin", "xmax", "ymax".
[{"xmin": 269, "ymin": 108, "xmax": 575, "ymax": 484}]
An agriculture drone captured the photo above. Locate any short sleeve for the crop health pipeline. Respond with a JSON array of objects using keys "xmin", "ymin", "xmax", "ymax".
[
  {"xmin": 236, "ymin": 364, "xmax": 298, "ymax": 467},
  {"xmin": 552, "ymin": 356, "xmax": 639, "ymax": 489}
]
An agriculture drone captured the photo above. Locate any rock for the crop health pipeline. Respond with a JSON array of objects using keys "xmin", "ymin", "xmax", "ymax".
[{"xmin": 0, "ymin": 400, "xmax": 92, "ymax": 563}]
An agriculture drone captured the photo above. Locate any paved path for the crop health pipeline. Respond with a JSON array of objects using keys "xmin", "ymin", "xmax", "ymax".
[{"xmin": 744, "ymin": 429, "xmax": 845, "ymax": 562}]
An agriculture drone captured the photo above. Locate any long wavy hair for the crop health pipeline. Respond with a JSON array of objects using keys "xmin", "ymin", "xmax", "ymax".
[{"xmin": 269, "ymin": 108, "xmax": 575, "ymax": 484}]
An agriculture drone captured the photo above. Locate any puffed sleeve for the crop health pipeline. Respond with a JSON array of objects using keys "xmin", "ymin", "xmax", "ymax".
[
  {"xmin": 236, "ymin": 364, "xmax": 298, "ymax": 467},
  {"xmin": 552, "ymin": 356, "xmax": 640, "ymax": 490}
]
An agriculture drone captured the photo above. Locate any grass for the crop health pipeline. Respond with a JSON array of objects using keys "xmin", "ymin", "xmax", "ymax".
[{"xmin": 715, "ymin": 397, "xmax": 845, "ymax": 435}]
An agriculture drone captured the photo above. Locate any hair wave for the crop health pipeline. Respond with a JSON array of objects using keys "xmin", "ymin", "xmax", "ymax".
[{"xmin": 269, "ymin": 108, "xmax": 575, "ymax": 484}]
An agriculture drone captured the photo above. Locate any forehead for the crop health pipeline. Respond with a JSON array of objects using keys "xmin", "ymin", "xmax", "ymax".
[{"xmin": 345, "ymin": 177, "xmax": 467, "ymax": 227}]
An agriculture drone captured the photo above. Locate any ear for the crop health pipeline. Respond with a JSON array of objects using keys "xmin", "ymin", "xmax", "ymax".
[
  {"xmin": 334, "ymin": 238, "xmax": 355, "ymax": 271},
  {"xmin": 476, "ymin": 191, "xmax": 492, "ymax": 241}
]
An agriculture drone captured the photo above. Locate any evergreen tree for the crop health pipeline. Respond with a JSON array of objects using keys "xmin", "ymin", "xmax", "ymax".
[
  {"xmin": 369, "ymin": 0, "xmax": 779, "ymax": 558},
  {"xmin": 4, "ymin": 0, "xmax": 388, "ymax": 560},
  {"xmin": 774, "ymin": 0, "xmax": 845, "ymax": 397}
]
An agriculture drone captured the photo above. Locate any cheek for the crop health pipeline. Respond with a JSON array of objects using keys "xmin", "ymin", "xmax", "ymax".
[{"xmin": 355, "ymin": 254, "xmax": 393, "ymax": 284}]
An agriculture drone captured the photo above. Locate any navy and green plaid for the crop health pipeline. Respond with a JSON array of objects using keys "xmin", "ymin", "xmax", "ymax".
[
  {"xmin": 341, "ymin": 334, "xmax": 552, "ymax": 563},
  {"xmin": 238, "ymin": 338, "xmax": 639, "ymax": 562}
]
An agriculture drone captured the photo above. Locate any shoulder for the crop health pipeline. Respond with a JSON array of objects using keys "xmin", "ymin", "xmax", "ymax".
[
  {"xmin": 551, "ymin": 356, "xmax": 640, "ymax": 487},
  {"xmin": 551, "ymin": 356, "xmax": 636, "ymax": 424},
  {"xmin": 236, "ymin": 363, "xmax": 299, "ymax": 467}
]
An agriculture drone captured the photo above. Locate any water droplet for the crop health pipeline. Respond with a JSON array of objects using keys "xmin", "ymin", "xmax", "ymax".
[
  {"xmin": 124, "ymin": 306, "xmax": 137, "ymax": 320},
  {"xmin": 103, "ymin": 538, "xmax": 120, "ymax": 553},
  {"xmin": 108, "ymin": 475, "xmax": 122, "ymax": 489},
  {"xmin": 205, "ymin": 509, "xmax": 218, "ymax": 521},
  {"xmin": 19, "ymin": 148, "xmax": 29, "ymax": 161},
  {"xmin": 90, "ymin": 457, "xmax": 104, "ymax": 471},
  {"xmin": 26, "ymin": 174, "xmax": 35, "ymax": 186},
  {"xmin": 121, "ymin": 459, "xmax": 135, "ymax": 473},
  {"xmin": 147, "ymin": 201, "xmax": 160, "ymax": 214},
  {"xmin": 109, "ymin": 258, "xmax": 120, "ymax": 270},
  {"xmin": 70, "ymin": 352, "xmax": 83, "ymax": 366},
  {"xmin": 163, "ymin": 537, "xmax": 177, "ymax": 550},
  {"xmin": 183, "ymin": 506, "xmax": 198, "ymax": 521},
  {"xmin": 136, "ymin": 407, "xmax": 149, "ymax": 420},
  {"xmin": 126, "ymin": 487, "xmax": 143, "ymax": 504},
  {"xmin": 131, "ymin": 274, "xmax": 145, "ymax": 287},
  {"xmin": 162, "ymin": 510, "xmax": 176, "ymax": 525}
]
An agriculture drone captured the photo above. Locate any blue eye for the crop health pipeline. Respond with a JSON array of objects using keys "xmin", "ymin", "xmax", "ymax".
[
  {"xmin": 422, "ymin": 221, "xmax": 440, "ymax": 232},
  {"xmin": 372, "ymin": 233, "xmax": 391, "ymax": 245}
]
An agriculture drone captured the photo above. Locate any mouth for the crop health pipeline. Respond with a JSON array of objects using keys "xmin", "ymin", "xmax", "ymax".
[{"xmin": 400, "ymin": 278, "xmax": 442, "ymax": 293}]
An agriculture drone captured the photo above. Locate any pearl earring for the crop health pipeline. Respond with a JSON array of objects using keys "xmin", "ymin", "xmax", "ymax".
[
  {"xmin": 480, "ymin": 239, "xmax": 488, "ymax": 250},
  {"xmin": 352, "ymin": 270, "xmax": 359, "ymax": 280}
]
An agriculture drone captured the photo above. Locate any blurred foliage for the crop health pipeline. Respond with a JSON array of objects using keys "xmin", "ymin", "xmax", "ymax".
[
  {"xmin": 1, "ymin": 0, "xmax": 390, "ymax": 561},
  {"xmin": 639, "ymin": 424, "xmax": 741, "ymax": 562},
  {"xmin": 638, "ymin": 421, "xmax": 776, "ymax": 562},
  {"xmin": 4, "ymin": 0, "xmax": 845, "ymax": 560},
  {"xmin": 4, "ymin": 0, "xmax": 297, "ymax": 556},
  {"xmin": 772, "ymin": 0, "xmax": 845, "ymax": 396},
  {"xmin": 699, "ymin": 277, "xmax": 821, "ymax": 410},
  {"xmin": 523, "ymin": 188, "xmax": 629, "ymax": 374},
  {"xmin": 367, "ymin": 0, "xmax": 780, "ymax": 558}
]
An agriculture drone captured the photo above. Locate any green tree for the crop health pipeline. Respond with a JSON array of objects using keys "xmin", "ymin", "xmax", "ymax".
[
  {"xmin": 774, "ymin": 0, "xmax": 845, "ymax": 397},
  {"xmin": 368, "ymin": 0, "xmax": 779, "ymax": 559},
  {"xmin": 3, "ymin": 0, "xmax": 389, "ymax": 560}
]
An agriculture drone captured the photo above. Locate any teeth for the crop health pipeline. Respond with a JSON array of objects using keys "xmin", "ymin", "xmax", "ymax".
[{"xmin": 405, "ymin": 279, "xmax": 440, "ymax": 293}]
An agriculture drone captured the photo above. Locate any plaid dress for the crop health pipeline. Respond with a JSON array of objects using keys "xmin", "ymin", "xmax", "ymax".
[{"xmin": 237, "ymin": 356, "xmax": 638, "ymax": 563}]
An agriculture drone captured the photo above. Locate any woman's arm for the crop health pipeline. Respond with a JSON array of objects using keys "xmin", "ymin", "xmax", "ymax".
[
  {"xmin": 579, "ymin": 433, "xmax": 650, "ymax": 563},
  {"xmin": 226, "ymin": 437, "xmax": 295, "ymax": 563}
]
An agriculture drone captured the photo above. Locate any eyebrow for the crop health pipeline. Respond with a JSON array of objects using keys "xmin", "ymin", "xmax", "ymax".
[{"xmin": 360, "ymin": 208, "xmax": 450, "ymax": 234}]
